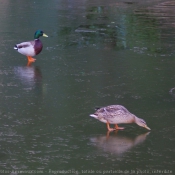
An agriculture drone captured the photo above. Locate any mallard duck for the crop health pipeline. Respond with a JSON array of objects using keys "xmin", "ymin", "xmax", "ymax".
[
  {"xmin": 14, "ymin": 30, "xmax": 48, "ymax": 63},
  {"xmin": 90, "ymin": 105, "xmax": 151, "ymax": 131}
]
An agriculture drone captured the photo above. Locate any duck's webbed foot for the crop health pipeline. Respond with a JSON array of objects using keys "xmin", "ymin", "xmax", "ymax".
[
  {"xmin": 114, "ymin": 124, "xmax": 125, "ymax": 130},
  {"xmin": 106, "ymin": 122, "xmax": 116, "ymax": 132},
  {"xmin": 27, "ymin": 56, "xmax": 36, "ymax": 63}
]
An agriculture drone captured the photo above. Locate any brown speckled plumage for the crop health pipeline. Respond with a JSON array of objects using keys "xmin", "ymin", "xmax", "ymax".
[{"xmin": 90, "ymin": 105, "xmax": 151, "ymax": 131}]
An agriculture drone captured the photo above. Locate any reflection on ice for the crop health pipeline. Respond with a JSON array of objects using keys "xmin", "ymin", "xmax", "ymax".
[
  {"xmin": 90, "ymin": 132, "xmax": 150, "ymax": 156},
  {"xmin": 14, "ymin": 66, "xmax": 42, "ymax": 88}
]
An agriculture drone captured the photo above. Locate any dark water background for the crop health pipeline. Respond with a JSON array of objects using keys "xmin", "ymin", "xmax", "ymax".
[{"xmin": 0, "ymin": 0, "xmax": 174, "ymax": 174}]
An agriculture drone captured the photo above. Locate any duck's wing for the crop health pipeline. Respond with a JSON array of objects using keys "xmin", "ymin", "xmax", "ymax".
[
  {"xmin": 15, "ymin": 41, "xmax": 35, "ymax": 49},
  {"xmin": 14, "ymin": 41, "xmax": 36, "ymax": 56},
  {"xmin": 96, "ymin": 105, "xmax": 132, "ymax": 121},
  {"xmin": 98, "ymin": 105, "xmax": 129, "ymax": 114}
]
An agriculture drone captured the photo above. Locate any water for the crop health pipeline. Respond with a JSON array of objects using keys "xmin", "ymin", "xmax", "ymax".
[{"xmin": 0, "ymin": 0, "xmax": 174, "ymax": 174}]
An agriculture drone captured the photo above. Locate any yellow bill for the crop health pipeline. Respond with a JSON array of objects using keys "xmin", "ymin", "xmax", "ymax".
[{"xmin": 43, "ymin": 33, "xmax": 48, "ymax": 37}]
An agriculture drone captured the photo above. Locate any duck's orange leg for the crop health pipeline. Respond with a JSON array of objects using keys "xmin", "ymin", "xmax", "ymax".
[
  {"xmin": 27, "ymin": 56, "xmax": 36, "ymax": 63},
  {"xmin": 114, "ymin": 124, "xmax": 125, "ymax": 130},
  {"xmin": 106, "ymin": 122, "xmax": 115, "ymax": 132}
]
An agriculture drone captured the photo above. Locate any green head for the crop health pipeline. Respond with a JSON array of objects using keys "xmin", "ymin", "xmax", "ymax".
[{"xmin": 34, "ymin": 30, "xmax": 48, "ymax": 39}]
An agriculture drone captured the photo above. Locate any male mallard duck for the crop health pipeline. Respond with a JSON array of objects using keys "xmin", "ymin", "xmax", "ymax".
[
  {"xmin": 14, "ymin": 30, "xmax": 48, "ymax": 63},
  {"xmin": 90, "ymin": 105, "xmax": 151, "ymax": 131}
]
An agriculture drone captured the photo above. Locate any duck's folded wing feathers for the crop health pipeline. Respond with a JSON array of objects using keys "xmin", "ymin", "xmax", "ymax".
[{"xmin": 15, "ymin": 41, "xmax": 35, "ymax": 49}]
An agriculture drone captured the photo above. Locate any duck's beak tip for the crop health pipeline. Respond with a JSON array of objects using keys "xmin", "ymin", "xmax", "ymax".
[{"xmin": 145, "ymin": 125, "xmax": 151, "ymax": 131}]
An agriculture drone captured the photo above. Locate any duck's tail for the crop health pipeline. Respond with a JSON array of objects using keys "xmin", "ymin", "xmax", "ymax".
[
  {"xmin": 89, "ymin": 114, "xmax": 98, "ymax": 119},
  {"xmin": 14, "ymin": 45, "xmax": 18, "ymax": 50}
]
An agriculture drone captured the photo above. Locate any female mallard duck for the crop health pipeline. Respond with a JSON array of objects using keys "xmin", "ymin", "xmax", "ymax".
[
  {"xmin": 90, "ymin": 105, "xmax": 151, "ymax": 131},
  {"xmin": 14, "ymin": 30, "xmax": 48, "ymax": 63}
]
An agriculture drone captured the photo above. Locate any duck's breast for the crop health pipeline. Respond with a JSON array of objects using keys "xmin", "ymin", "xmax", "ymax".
[{"xmin": 34, "ymin": 39, "xmax": 43, "ymax": 55}]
